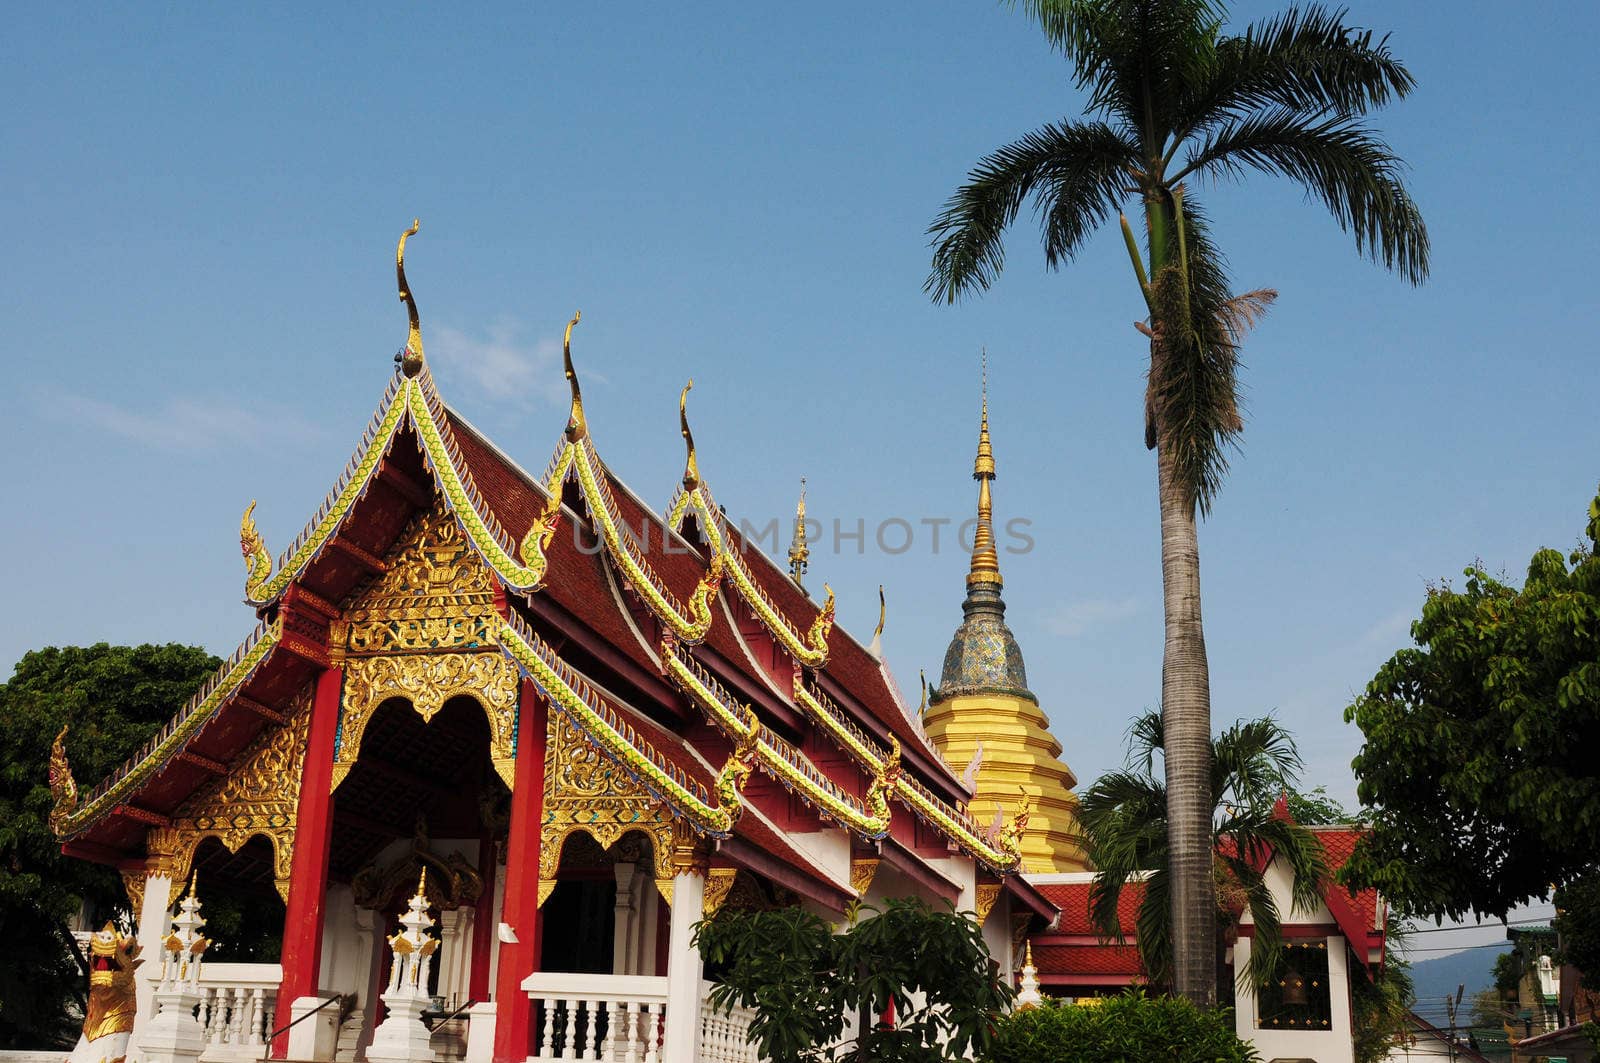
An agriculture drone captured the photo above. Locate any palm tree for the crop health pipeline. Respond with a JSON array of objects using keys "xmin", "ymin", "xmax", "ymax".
[
  {"xmin": 925, "ymin": 0, "xmax": 1427, "ymax": 1004},
  {"xmin": 1078, "ymin": 711, "xmax": 1330, "ymax": 993}
]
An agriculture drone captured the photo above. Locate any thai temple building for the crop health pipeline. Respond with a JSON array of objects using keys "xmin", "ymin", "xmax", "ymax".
[
  {"xmin": 46, "ymin": 225, "xmax": 1058, "ymax": 1063},
  {"xmin": 48, "ymin": 225, "xmax": 1392, "ymax": 1063}
]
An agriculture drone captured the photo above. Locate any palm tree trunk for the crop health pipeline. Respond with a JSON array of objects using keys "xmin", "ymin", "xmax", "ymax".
[{"xmin": 1158, "ymin": 443, "xmax": 1217, "ymax": 1006}]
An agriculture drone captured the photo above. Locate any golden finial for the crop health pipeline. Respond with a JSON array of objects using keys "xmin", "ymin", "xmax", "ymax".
[
  {"xmin": 679, "ymin": 379, "xmax": 700, "ymax": 490},
  {"xmin": 47, "ymin": 725, "xmax": 78, "ymax": 833},
  {"xmin": 185, "ymin": 871, "xmax": 198, "ymax": 900},
  {"xmin": 396, "ymin": 220, "xmax": 424, "ymax": 377},
  {"xmin": 415, "ymin": 869, "xmax": 428, "ymax": 903},
  {"xmin": 787, "ymin": 477, "xmax": 810, "ymax": 587},
  {"xmin": 918, "ymin": 670, "xmax": 927, "ymax": 716},
  {"xmin": 968, "ymin": 352, "xmax": 1003, "ymax": 589},
  {"xmin": 563, "ymin": 311, "xmax": 586, "ymax": 441}
]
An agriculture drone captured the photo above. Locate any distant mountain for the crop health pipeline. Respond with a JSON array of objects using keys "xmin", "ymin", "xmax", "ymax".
[{"xmin": 1407, "ymin": 947, "xmax": 1506, "ymax": 1012}]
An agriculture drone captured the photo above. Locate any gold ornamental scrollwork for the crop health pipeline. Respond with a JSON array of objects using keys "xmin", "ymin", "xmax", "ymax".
[
  {"xmin": 974, "ymin": 883, "xmax": 1002, "ymax": 926},
  {"xmin": 342, "ymin": 508, "xmax": 498, "ymax": 656},
  {"xmin": 332, "ymin": 505, "xmax": 519, "ymax": 791},
  {"xmin": 539, "ymin": 710, "xmax": 678, "ymax": 908},
  {"xmin": 702, "ymin": 867, "xmax": 738, "ymax": 918},
  {"xmin": 335, "ymin": 651, "xmax": 520, "ymax": 791},
  {"xmin": 144, "ymin": 683, "xmax": 314, "ymax": 901},
  {"xmin": 849, "ymin": 857, "xmax": 879, "ymax": 898},
  {"xmin": 121, "ymin": 870, "xmax": 146, "ymax": 916}
]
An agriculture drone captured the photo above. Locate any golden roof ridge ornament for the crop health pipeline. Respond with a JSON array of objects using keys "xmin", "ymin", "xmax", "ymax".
[
  {"xmin": 396, "ymin": 220, "xmax": 424, "ymax": 378},
  {"xmin": 563, "ymin": 311, "xmax": 586, "ymax": 441},
  {"xmin": 968, "ymin": 351, "xmax": 1003, "ymax": 589},
  {"xmin": 787, "ymin": 477, "xmax": 810, "ymax": 587},
  {"xmin": 679, "ymin": 379, "xmax": 700, "ymax": 491},
  {"xmin": 869, "ymin": 584, "xmax": 886, "ymax": 657}
]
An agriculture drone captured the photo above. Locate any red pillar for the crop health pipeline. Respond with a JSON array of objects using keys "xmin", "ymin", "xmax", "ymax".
[
  {"xmin": 468, "ymin": 826, "xmax": 496, "ymax": 1002},
  {"xmin": 493, "ymin": 679, "xmax": 546, "ymax": 1063},
  {"xmin": 273, "ymin": 665, "xmax": 342, "ymax": 1057}
]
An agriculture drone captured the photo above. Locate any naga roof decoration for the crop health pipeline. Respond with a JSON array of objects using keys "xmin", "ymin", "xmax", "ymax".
[
  {"xmin": 493, "ymin": 613, "xmax": 747, "ymax": 838},
  {"xmin": 242, "ymin": 223, "xmax": 563, "ymax": 608},
  {"xmin": 667, "ymin": 481, "xmax": 834, "ymax": 666},
  {"xmin": 51, "ymin": 617, "xmax": 283, "ymax": 838}
]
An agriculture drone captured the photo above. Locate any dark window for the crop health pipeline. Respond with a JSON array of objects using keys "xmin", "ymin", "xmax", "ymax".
[{"xmin": 1257, "ymin": 941, "xmax": 1333, "ymax": 1031}]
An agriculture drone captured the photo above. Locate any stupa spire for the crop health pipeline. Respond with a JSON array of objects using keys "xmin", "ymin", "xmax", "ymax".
[{"xmin": 968, "ymin": 351, "xmax": 1003, "ymax": 590}]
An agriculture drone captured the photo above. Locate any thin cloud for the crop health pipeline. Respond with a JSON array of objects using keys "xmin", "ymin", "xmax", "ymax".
[
  {"xmin": 1044, "ymin": 596, "xmax": 1140, "ymax": 638},
  {"xmin": 44, "ymin": 390, "xmax": 319, "ymax": 451},
  {"xmin": 430, "ymin": 318, "xmax": 567, "ymax": 410}
]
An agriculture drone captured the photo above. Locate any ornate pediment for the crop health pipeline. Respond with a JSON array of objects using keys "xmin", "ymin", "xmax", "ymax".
[{"xmin": 147, "ymin": 682, "xmax": 314, "ymax": 900}]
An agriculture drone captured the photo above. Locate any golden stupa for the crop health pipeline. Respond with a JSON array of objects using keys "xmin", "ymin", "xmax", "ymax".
[{"xmin": 923, "ymin": 374, "xmax": 1088, "ymax": 874}]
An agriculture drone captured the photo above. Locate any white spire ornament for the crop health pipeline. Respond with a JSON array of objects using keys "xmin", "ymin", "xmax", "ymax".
[
  {"xmin": 367, "ymin": 872, "xmax": 442, "ymax": 1063},
  {"xmin": 136, "ymin": 876, "xmax": 210, "ymax": 1063},
  {"xmin": 1016, "ymin": 942, "xmax": 1043, "ymax": 1009}
]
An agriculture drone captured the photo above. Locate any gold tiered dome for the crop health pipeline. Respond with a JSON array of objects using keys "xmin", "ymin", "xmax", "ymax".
[{"xmin": 923, "ymin": 373, "xmax": 1088, "ymax": 874}]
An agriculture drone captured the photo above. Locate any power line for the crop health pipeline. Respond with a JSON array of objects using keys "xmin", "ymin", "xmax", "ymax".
[
  {"xmin": 1396, "ymin": 914, "xmax": 1555, "ymax": 936},
  {"xmin": 1395, "ymin": 940, "xmax": 1518, "ymax": 955}
]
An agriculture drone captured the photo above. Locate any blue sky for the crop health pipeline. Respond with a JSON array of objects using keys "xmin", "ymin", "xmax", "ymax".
[{"xmin": 6, "ymin": 3, "xmax": 1596, "ymax": 951}]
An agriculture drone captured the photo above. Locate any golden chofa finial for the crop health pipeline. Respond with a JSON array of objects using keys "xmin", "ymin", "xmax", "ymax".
[
  {"xmin": 679, "ymin": 379, "xmax": 700, "ymax": 490},
  {"xmin": 563, "ymin": 311, "xmax": 586, "ymax": 441},
  {"xmin": 396, "ymin": 220, "xmax": 424, "ymax": 378},
  {"xmin": 968, "ymin": 352, "xmax": 1003, "ymax": 589},
  {"xmin": 787, "ymin": 478, "xmax": 810, "ymax": 587},
  {"xmin": 869, "ymin": 584, "xmax": 886, "ymax": 656}
]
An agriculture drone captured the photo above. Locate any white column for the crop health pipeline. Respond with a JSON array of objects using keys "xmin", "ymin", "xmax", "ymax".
[
  {"xmin": 661, "ymin": 871, "xmax": 706, "ymax": 1062},
  {"xmin": 133, "ymin": 872, "xmax": 175, "ymax": 1045},
  {"xmin": 613, "ymin": 860, "xmax": 638, "ymax": 975},
  {"xmin": 1326, "ymin": 935, "xmax": 1356, "ymax": 1063},
  {"xmin": 1232, "ymin": 936, "xmax": 1254, "ymax": 1043}
]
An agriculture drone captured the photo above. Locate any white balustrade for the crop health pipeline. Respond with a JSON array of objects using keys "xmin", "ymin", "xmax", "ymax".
[
  {"xmin": 193, "ymin": 963, "xmax": 281, "ymax": 1061},
  {"xmin": 697, "ymin": 991, "xmax": 759, "ymax": 1063},
  {"xmin": 521, "ymin": 973, "xmax": 669, "ymax": 1063}
]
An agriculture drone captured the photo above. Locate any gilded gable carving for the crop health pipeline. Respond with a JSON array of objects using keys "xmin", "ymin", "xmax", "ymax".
[
  {"xmin": 146, "ymin": 682, "xmax": 313, "ymax": 900},
  {"xmin": 331, "ymin": 505, "xmax": 521, "ymax": 791}
]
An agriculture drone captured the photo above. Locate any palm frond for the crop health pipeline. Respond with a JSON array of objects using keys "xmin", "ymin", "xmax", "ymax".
[
  {"xmin": 1175, "ymin": 3, "xmax": 1416, "ymax": 136},
  {"xmin": 1128, "ymin": 709, "xmax": 1165, "ymax": 775},
  {"xmin": 926, "ymin": 120, "xmax": 1137, "ymax": 303},
  {"xmin": 1135, "ymin": 864, "xmax": 1175, "ymax": 986},
  {"xmin": 1213, "ymin": 715, "xmax": 1303, "ymax": 806},
  {"xmin": 1174, "ymin": 109, "xmax": 1430, "ymax": 284},
  {"xmin": 1145, "ymin": 196, "xmax": 1269, "ymax": 515}
]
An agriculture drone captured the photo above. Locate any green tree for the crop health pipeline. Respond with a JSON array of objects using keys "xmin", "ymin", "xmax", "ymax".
[
  {"xmin": 926, "ymin": 0, "xmax": 1427, "ymax": 1005},
  {"xmin": 1344, "ymin": 488, "xmax": 1600, "ymax": 920},
  {"xmin": 0, "ymin": 643, "xmax": 219, "ymax": 1048},
  {"xmin": 1078, "ymin": 711, "xmax": 1329, "ymax": 992},
  {"xmin": 1555, "ymin": 871, "xmax": 1600, "ymax": 986},
  {"xmin": 988, "ymin": 990, "xmax": 1258, "ymax": 1063},
  {"xmin": 693, "ymin": 897, "xmax": 1011, "ymax": 1063}
]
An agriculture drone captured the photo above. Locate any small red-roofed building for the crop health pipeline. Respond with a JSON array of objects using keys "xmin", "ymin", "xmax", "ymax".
[{"xmin": 1018, "ymin": 821, "xmax": 1389, "ymax": 1063}]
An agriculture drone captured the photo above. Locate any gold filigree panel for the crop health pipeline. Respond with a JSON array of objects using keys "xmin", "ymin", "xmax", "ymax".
[
  {"xmin": 332, "ymin": 505, "xmax": 520, "ymax": 791},
  {"xmin": 540, "ymin": 709, "xmax": 682, "ymax": 907},
  {"xmin": 334, "ymin": 651, "xmax": 520, "ymax": 791},
  {"xmin": 975, "ymin": 883, "xmax": 1001, "ymax": 926},
  {"xmin": 850, "ymin": 857, "xmax": 879, "ymax": 898},
  {"xmin": 146, "ymin": 683, "xmax": 313, "ymax": 901},
  {"xmin": 342, "ymin": 508, "xmax": 498, "ymax": 656}
]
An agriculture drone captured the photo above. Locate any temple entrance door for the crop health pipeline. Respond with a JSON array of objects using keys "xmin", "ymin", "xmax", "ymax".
[
  {"xmin": 329, "ymin": 694, "xmax": 506, "ymax": 1057},
  {"xmin": 539, "ymin": 878, "xmax": 616, "ymax": 974}
]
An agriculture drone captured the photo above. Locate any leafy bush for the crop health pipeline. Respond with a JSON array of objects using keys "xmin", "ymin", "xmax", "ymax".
[
  {"xmin": 987, "ymin": 991, "xmax": 1258, "ymax": 1063},
  {"xmin": 694, "ymin": 897, "xmax": 1011, "ymax": 1063}
]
